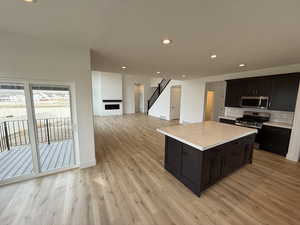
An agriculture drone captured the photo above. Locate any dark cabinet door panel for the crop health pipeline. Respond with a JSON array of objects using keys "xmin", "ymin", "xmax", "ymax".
[
  {"xmin": 222, "ymin": 138, "xmax": 251, "ymax": 176},
  {"xmin": 180, "ymin": 144, "xmax": 201, "ymax": 183},
  {"xmin": 202, "ymin": 147, "xmax": 222, "ymax": 188},
  {"xmin": 225, "ymin": 80, "xmax": 244, "ymax": 107},
  {"xmin": 269, "ymin": 75, "xmax": 300, "ymax": 111},
  {"xmin": 243, "ymin": 77, "xmax": 272, "ymax": 96},
  {"xmin": 230, "ymin": 141, "xmax": 245, "ymax": 169},
  {"xmin": 165, "ymin": 136, "xmax": 182, "ymax": 176},
  {"xmin": 260, "ymin": 126, "xmax": 291, "ymax": 156}
]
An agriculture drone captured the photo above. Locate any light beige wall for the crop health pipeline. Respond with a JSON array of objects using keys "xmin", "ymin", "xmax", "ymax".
[
  {"xmin": 205, "ymin": 91, "xmax": 214, "ymax": 121},
  {"xmin": 0, "ymin": 32, "xmax": 96, "ymax": 168}
]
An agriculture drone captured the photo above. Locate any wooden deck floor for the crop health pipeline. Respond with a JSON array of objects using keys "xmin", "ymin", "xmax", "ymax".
[{"xmin": 0, "ymin": 139, "xmax": 75, "ymax": 181}]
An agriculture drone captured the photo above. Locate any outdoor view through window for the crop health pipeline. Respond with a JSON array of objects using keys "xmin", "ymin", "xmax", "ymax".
[{"xmin": 0, "ymin": 84, "xmax": 75, "ymax": 182}]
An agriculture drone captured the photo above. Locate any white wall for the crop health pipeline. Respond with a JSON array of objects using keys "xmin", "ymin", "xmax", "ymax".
[
  {"xmin": 123, "ymin": 74, "xmax": 150, "ymax": 114},
  {"xmin": 101, "ymin": 72, "xmax": 123, "ymax": 100},
  {"xmin": 92, "ymin": 71, "xmax": 102, "ymax": 116},
  {"xmin": 0, "ymin": 32, "xmax": 96, "ymax": 168},
  {"xmin": 179, "ymin": 80, "xmax": 206, "ymax": 124},
  {"xmin": 201, "ymin": 63, "xmax": 300, "ymax": 82},
  {"xmin": 93, "ymin": 73, "xmax": 152, "ymax": 115},
  {"xmin": 287, "ymin": 83, "xmax": 300, "ymax": 161},
  {"xmin": 150, "ymin": 77, "xmax": 163, "ymax": 87},
  {"xmin": 92, "ymin": 71, "xmax": 123, "ymax": 116},
  {"xmin": 148, "ymin": 80, "xmax": 184, "ymax": 120}
]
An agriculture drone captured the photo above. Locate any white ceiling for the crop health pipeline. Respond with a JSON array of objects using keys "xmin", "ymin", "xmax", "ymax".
[{"xmin": 1, "ymin": 0, "xmax": 300, "ymax": 79}]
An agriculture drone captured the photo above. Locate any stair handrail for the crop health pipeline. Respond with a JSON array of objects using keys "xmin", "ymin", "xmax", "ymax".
[{"xmin": 148, "ymin": 79, "xmax": 171, "ymax": 111}]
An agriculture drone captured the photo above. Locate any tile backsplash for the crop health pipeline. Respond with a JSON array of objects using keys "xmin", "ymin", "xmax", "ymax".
[{"xmin": 224, "ymin": 107, "xmax": 294, "ymax": 124}]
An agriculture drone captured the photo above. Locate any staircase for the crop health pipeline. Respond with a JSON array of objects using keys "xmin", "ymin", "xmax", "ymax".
[{"xmin": 147, "ymin": 79, "xmax": 171, "ymax": 112}]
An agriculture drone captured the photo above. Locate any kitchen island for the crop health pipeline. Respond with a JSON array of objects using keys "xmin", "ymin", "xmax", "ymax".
[{"xmin": 157, "ymin": 121, "xmax": 257, "ymax": 196}]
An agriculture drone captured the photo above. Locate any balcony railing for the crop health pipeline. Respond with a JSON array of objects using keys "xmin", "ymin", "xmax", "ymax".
[{"xmin": 0, "ymin": 117, "xmax": 73, "ymax": 152}]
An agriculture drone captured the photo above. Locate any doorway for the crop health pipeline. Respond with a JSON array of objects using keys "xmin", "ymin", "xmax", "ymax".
[
  {"xmin": 134, "ymin": 84, "xmax": 144, "ymax": 113},
  {"xmin": 170, "ymin": 86, "xmax": 181, "ymax": 120},
  {"xmin": 205, "ymin": 91, "xmax": 215, "ymax": 121},
  {"xmin": 0, "ymin": 81, "xmax": 76, "ymax": 184},
  {"xmin": 204, "ymin": 81, "xmax": 226, "ymax": 121}
]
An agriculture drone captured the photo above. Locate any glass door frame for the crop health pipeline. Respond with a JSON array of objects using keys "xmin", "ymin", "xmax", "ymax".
[
  {"xmin": 0, "ymin": 79, "xmax": 78, "ymax": 186},
  {"xmin": 29, "ymin": 83, "xmax": 77, "ymax": 173}
]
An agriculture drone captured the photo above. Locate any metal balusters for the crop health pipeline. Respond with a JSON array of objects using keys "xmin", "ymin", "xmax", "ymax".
[
  {"xmin": 0, "ymin": 117, "xmax": 72, "ymax": 152},
  {"xmin": 4, "ymin": 121, "xmax": 10, "ymax": 150},
  {"xmin": 46, "ymin": 119, "xmax": 50, "ymax": 144},
  {"xmin": 147, "ymin": 79, "xmax": 171, "ymax": 111}
]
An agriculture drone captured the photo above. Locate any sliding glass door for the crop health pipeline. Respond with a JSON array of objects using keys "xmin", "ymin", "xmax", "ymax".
[
  {"xmin": 31, "ymin": 85, "xmax": 75, "ymax": 172},
  {"xmin": 0, "ymin": 83, "xmax": 34, "ymax": 181},
  {"xmin": 0, "ymin": 81, "xmax": 76, "ymax": 184}
]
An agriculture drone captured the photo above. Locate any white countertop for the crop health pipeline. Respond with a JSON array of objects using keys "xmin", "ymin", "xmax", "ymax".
[
  {"xmin": 157, "ymin": 121, "xmax": 257, "ymax": 151},
  {"xmin": 263, "ymin": 121, "xmax": 293, "ymax": 129}
]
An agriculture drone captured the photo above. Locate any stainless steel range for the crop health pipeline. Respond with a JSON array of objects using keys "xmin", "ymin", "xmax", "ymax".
[{"xmin": 235, "ymin": 111, "xmax": 270, "ymax": 129}]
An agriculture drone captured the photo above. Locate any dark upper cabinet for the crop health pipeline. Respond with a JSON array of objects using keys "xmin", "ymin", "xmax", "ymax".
[
  {"xmin": 269, "ymin": 75, "xmax": 300, "ymax": 111},
  {"xmin": 242, "ymin": 77, "xmax": 272, "ymax": 96},
  {"xmin": 225, "ymin": 73, "xmax": 300, "ymax": 111},
  {"xmin": 225, "ymin": 79, "xmax": 244, "ymax": 107}
]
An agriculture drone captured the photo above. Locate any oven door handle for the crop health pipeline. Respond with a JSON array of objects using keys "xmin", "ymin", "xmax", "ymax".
[{"xmin": 235, "ymin": 122, "xmax": 261, "ymax": 129}]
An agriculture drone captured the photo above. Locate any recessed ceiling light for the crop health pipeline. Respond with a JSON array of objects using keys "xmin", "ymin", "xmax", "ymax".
[
  {"xmin": 182, "ymin": 74, "xmax": 187, "ymax": 78},
  {"xmin": 156, "ymin": 71, "xmax": 161, "ymax": 74},
  {"xmin": 23, "ymin": 0, "xmax": 36, "ymax": 3},
  {"xmin": 210, "ymin": 54, "xmax": 217, "ymax": 59},
  {"xmin": 121, "ymin": 66, "xmax": 127, "ymax": 70},
  {"xmin": 162, "ymin": 39, "xmax": 172, "ymax": 45},
  {"xmin": 239, "ymin": 64, "xmax": 246, "ymax": 67}
]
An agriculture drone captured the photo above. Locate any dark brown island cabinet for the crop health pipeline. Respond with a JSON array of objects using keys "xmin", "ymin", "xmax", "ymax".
[{"xmin": 158, "ymin": 122, "xmax": 256, "ymax": 197}]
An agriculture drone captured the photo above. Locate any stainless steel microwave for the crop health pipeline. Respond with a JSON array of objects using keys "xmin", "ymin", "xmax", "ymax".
[{"xmin": 240, "ymin": 96, "xmax": 269, "ymax": 109}]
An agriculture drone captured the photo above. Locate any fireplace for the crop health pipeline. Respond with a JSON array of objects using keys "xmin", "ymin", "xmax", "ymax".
[
  {"xmin": 105, "ymin": 104, "xmax": 120, "ymax": 110},
  {"xmin": 102, "ymin": 99, "xmax": 123, "ymax": 115}
]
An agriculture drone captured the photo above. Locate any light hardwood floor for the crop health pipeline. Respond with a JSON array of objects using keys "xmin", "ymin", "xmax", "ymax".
[{"xmin": 0, "ymin": 114, "xmax": 300, "ymax": 225}]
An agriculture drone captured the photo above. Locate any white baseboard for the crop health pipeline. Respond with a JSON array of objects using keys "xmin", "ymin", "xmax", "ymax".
[
  {"xmin": 286, "ymin": 153, "xmax": 299, "ymax": 162},
  {"xmin": 80, "ymin": 159, "xmax": 97, "ymax": 168}
]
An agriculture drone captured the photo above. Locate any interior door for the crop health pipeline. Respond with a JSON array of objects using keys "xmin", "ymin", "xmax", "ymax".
[
  {"xmin": 170, "ymin": 86, "xmax": 181, "ymax": 120},
  {"xmin": 31, "ymin": 85, "xmax": 75, "ymax": 173}
]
